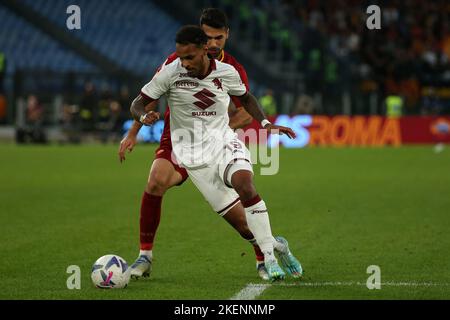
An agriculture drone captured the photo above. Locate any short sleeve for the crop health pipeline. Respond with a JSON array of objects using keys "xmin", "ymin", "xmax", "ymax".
[
  {"xmin": 141, "ymin": 67, "xmax": 171, "ymax": 100},
  {"xmin": 226, "ymin": 68, "xmax": 248, "ymax": 97},
  {"xmin": 234, "ymin": 63, "xmax": 250, "ymax": 92}
]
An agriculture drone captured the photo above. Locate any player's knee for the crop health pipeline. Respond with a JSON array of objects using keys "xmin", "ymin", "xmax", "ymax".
[
  {"xmin": 231, "ymin": 171, "xmax": 256, "ymax": 201},
  {"xmin": 235, "ymin": 182, "xmax": 257, "ymax": 201},
  {"xmin": 146, "ymin": 171, "xmax": 171, "ymax": 195}
]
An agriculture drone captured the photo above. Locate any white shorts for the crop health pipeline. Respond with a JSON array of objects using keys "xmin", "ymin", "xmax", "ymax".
[{"xmin": 186, "ymin": 138, "xmax": 253, "ymax": 216}]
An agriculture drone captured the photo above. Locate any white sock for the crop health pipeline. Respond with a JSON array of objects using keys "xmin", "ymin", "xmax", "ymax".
[
  {"xmin": 139, "ymin": 250, "xmax": 153, "ymax": 260},
  {"xmin": 244, "ymin": 199, "xmax": 276, "ymax": 263}
]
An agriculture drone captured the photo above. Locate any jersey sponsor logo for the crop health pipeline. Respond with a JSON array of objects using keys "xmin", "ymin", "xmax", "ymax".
[
  {"xmin": 191, "ymin": 111, "xmax": 217, "ymax": 117},
  {"xmin": 212, "ymin": 78, "xmax": 223, "ymax": 91},
  {"xmin": 179, "ymin": 73, "xmax": 190, "ymax": 77},
  {"xmin": 174, "ymin": 80, "xmax": 199, "ymax": 89},
  {"xmin": 193, "ymin": 88, "xmax": 216, "ymax": 110}
]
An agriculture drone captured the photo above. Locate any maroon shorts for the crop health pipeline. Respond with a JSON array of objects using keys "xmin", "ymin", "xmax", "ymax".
[{"xmin": 154, "ymin": 132, "xmax": 188, "ymax": 185}]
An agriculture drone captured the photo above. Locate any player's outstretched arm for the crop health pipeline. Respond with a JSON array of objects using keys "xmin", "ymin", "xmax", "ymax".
[
  {"xmin": 237, "ymin": 92, "xmax": 296, "ymax": 139},
  {"xmin": 119, "ymin": 98, "xmax": 160, "ymax": 162}
]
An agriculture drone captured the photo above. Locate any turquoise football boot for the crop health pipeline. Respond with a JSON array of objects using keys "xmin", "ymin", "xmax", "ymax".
[
  {"xmin": 264, "ymin": 259, "xmax": 286, "ymax": 281},
  {"xmin": 256, "ymin": 262, "xmax": 270, "ymax": 281},
  {"xmin": 274, "ymin": 236, "xmax": 303, "ymax": 278}
]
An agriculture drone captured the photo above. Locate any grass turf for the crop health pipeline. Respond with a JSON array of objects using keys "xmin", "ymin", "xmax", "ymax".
[{"xmin": 0, "ymin": 143, "xmax": 449, "ymax": 299}]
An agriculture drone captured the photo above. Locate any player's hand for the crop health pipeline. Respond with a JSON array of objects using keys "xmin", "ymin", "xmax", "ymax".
[
  {"xmin": 140, "ymin": 111, "xmax": 160, "ymax": 126},
  {"xmin": 264, "ymin": 124, "xmax": 296, "ymax": 139},
  {"xmin": 118, "ymin": 135, "xmax": 137, "ymax": 163}
]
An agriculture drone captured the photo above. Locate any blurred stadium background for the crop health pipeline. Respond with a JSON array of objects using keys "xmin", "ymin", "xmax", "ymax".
[{"xmin": 0, "ymin": 0, "xmax": 449, "ymax": 145}]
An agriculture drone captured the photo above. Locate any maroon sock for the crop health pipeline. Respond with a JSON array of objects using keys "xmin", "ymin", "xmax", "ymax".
[
  {"xmin": 253, "ymin": 245, "xmax": 265, "ymax": 262},
  {"xmin": 140, "ymin": 192, "xmax": 162, "ymax": 250},
  {"xmin": 241, "ymin": 194, "xmax": 262, "ymax": 208},
  {"xmin": 248, "ymin": 237, "xmax": 265, "ymax": 262}
]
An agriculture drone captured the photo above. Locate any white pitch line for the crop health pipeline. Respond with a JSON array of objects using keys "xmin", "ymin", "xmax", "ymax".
[
  {"xmin": 229, "ymin": 283, "xmax": 272, "ymax": 300},
  {"xmin": 272, "ymin": 282, "xmax": 450, "ymax": 287},
  {"xmin": 229, "ymin": 281, "xmax": 450, "ymax": 300}
]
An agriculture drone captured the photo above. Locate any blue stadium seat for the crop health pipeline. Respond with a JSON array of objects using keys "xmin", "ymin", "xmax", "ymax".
[
  {"xmin": 20, "ymin": 0, "xmax": 181, "ymax": 76},
  {"xmin": 0, "ymin": 5, "xmax": 96, "ymax": 74}
]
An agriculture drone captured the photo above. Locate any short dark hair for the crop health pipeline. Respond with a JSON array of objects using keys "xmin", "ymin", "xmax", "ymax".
[
  {"xmin": 199, "ymin": 8, "xmax": 229, "ymax": 29},
  {"xmin": 175, "ymin": 25, "xmax": 208, "ymax": 46}
]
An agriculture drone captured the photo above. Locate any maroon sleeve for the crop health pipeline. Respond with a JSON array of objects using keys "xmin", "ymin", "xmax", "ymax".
[
  {"xmin": 234, "ymin": 63, "xmax": 250, "ymax": 92},
  {"xmin": 139, "ymin": 91, "xmax": 157, "ymax": 102},
  {"xmin": 230, "ymin": 63, "xmax": 250, "ymax": 108}
]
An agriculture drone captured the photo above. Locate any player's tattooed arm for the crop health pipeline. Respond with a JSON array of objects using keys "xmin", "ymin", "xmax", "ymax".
[
  {"xmin": 237, "ymin": 92, "xmax": 296, "ymax": 139},
  {"xmin": 130, "ymin": 94, "xmax": 160, "ymax": 126},
  {"xmin": 127, "ymin": 100, "xmax": 160, "ymax": 135}
]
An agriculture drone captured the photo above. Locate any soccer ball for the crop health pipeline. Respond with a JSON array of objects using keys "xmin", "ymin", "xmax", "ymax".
[{"xmin": 91, "ymin": 254, "xmax": 131, "ymax": 289}]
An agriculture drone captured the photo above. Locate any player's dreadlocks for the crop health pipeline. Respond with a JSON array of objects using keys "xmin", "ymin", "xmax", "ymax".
[{"xmin": 175, "ymin": 25, "xmax": 208, "ymax": 47}]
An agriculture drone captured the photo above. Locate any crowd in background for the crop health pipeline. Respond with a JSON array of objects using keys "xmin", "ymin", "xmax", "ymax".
[
  {"xmin": 16, "ymin": 82, "xmax": 131, "ymax": 144},
  {"xmin": 273, "ymin": 0, "xmax": 450, "ymax": 114},
  {"xmin": 215, "ymin": 0, "xmax": 450, "ymax": 115},
  {"xmin": 16, "ymin": 82, "xmax": 280, "ymax": 144},
  {"xmin": 6, "ymin": 0, "xmax": 450, "ymax": 144},
  {"xmin": 0, "ymin": 51, "xmax": 6, "ymax": 123}
]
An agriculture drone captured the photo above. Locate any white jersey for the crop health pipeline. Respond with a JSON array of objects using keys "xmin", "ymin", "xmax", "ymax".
[{"xmin": 141, "ymin": 58, "xmax": 247, "ymax": 169}]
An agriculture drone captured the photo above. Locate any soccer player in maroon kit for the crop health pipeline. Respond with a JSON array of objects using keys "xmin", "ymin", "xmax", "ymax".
[{"xmin": 119, "ymin": 9, "xmax": 299, "ymax": 280}]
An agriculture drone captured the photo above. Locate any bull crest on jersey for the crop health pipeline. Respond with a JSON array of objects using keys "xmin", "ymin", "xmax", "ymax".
[
  {"xmin": 193, "ymin": 88, "xmax": 216, "ymax": 110},
  {"xmin": 212, "ymin": 78, "xmax": 223, "ymax": 91}
]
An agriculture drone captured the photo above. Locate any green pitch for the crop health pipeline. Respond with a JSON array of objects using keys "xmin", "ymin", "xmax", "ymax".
[{"xmin": 0, "ymin": 143, "xmax": 449, "ymax": 299}]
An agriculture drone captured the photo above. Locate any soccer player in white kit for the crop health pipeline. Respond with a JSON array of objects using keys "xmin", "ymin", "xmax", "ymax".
[{"xmin": 130, "ymin": 25, "xmax": 302, "ymax": 280}]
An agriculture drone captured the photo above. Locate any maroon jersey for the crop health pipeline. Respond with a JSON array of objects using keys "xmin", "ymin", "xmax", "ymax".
[{"xmin": 220, "ymin": 50, "xmax": 250, "ymax": 108}]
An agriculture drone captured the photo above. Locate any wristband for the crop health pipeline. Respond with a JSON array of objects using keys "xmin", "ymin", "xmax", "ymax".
[
  {"xmin": 261, "ymin": 119, "xmax": 271, "ymax": 128},
  {"xmin": 139, "ymin": 114, "xmax": 147, "ymax": 124}
]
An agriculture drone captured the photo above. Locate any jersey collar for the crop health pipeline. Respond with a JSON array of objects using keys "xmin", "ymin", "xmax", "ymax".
[{"xmin": 196, "ymin": 58, "xmax": 216, "ymax": 80}]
